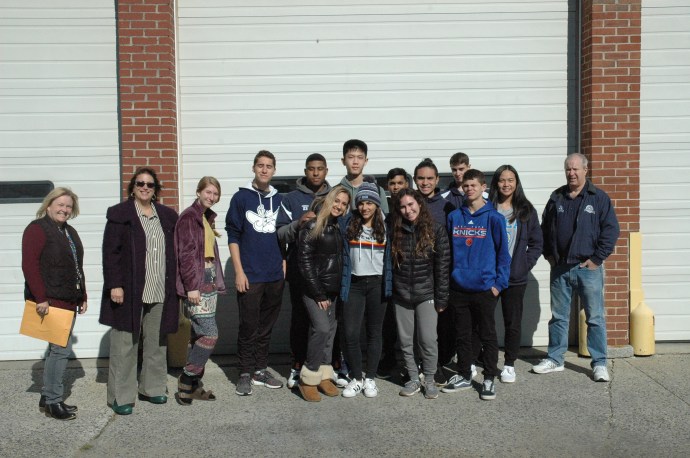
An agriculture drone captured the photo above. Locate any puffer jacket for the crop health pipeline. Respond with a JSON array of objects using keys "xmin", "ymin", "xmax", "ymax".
[
  {"xmin": 392, "ymin": 220, "xmax": 450, "ymax": 310},
  {"xmin": 298, "ymin": 218, "xmax": 344, "ymax": 302}
]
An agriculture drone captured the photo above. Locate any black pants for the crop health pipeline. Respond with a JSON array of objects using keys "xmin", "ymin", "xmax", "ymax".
[
  {"xmin": 451, "ymin": 289, "xmax": 499, "ymax": 379},
  {"xmin": 342, "ymin": 275, "xmax": 386, "ymax": 380},
  {"xmin": 287, "ymin": 278, "xmax": 309, "ymax": 367},
  {"xmin": 379, "ymin": 299, "xmax": 398, "ymax": 365},
  {"xmin": 500, "ymin": 284, "xmax": 527, "ymax": 366},
  {"xmin": 237, "ymin": 279, "xmax": 284, "ymax": 374}
]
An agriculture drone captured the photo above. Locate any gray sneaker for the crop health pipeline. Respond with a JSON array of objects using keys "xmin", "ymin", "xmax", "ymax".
[
  {"xmin": 399, "ymin": 379, "xmax": 421, "ymax": 397},
  {"xmin": 252, "ymin": 369, "xmax": 284, "ymax": 389},
  {"xmin": 441, "ymin": 374, "xmax": 472, "ymax": 393},
  {"xmin": 423, "ymin": 380, "xmax": 439, "ymax": 399},
  {"xmin": 235, "ymin": 373, "xmax": 253, "ymax": 396}
]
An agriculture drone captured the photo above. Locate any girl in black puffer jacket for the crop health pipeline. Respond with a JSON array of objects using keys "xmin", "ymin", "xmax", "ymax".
[
  {"xmin": 390, "ymin": 189, "xmax": 450, "ymax": 399},
  {"xmin": 296, "ymin": 185, "xmax": 350, "ymax": 402}
]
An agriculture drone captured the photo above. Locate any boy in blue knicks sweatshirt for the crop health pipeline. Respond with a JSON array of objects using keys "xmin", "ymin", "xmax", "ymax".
[
  {"xmin": 226, "ymin": 150, "xmax": 285, "ymax": 396},
  {"xmin": 442, "ymin": 169, "xmax": 510, "ymax": 400}
]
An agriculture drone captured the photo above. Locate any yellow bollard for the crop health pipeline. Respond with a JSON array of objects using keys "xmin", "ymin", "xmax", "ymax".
[
  {"xmin": 167, "ymin": 302, "xmax": 191, "ymax": 368},
  {"xmin": 630, "ymin": 299, "xmax": 655, "ymax": 355},
  {"xmin": 578, "ymin": 307, "xmax": 590, "ymax": 357},
  {"xmin": 629, "ymin": 232, "xmax": 656, "ymax": 356}
]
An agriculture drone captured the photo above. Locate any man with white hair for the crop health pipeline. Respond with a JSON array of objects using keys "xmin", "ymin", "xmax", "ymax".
[{"xmin": 533, "ymin": 153, "xmax": 620, "ymax": 382}]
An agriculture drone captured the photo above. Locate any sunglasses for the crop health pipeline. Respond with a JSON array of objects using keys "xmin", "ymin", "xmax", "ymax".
[{"xmin": 135, "ymin": 181, "xmax": 155, "ymax": 189}]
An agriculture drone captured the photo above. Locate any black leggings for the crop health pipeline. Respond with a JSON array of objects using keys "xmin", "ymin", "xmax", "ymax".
[{"xmin": 342, "ymin": 275, "xmax": 386, "ymax": 380}]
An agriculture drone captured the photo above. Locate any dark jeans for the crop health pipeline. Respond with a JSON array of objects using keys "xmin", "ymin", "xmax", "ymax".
[
  {"xmin": 500, "ymin": 284, "xmax": 527, "ymax": 366},
  {"xmin": 437, "ymin": 306, "xmax": 456, "ymax": 366},
  {"xmin": 237, "ymin": 279, "xmax": 284, "ymax": 374},
  {"xmin": 380, "ymin": 299, "xmax": 398, "ymax": 365},
  {"xmin": 342, "ymin": 275, "xmax": 386, "ymax": 380},
  {"xmin": 287, "ymin": 277, "xmax": 309, "ymax": 367},
  {"xmin": 451, "ymin": 289, "xmax": 499, "ymax": 379},
  {"xmin": 303, "ymin": 294, "xmax": 338, "ymax": 372}
]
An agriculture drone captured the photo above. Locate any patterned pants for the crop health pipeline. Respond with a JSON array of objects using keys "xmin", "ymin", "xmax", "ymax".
[{"xmin": 183, "ymin": 265, "xmax": 218, "ymax": 377}]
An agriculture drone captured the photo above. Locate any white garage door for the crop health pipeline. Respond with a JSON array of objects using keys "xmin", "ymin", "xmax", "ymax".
[
  {"xmin": 177, "ymin": 0, "xmax": 573, "ymax": 351},
  {"xmin": 0, "ymin": 1, "xmax": 119, "ymax": 360},
  {"xmin": 641, "ymin": 1, "xmax": 690, "ymax": 340}
]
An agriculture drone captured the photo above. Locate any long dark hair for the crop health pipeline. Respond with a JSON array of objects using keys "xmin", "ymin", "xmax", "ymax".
[
  {"xmin": 488, "ymin": 164, "xmax": 535, "ymax": 223},
  {"xmin": 390, "ymin": 188, "xmax": 436, "ymax": 267},
  {"xmin": 346, "ymin": 202, "xmax": 386, "ymax": 243}
]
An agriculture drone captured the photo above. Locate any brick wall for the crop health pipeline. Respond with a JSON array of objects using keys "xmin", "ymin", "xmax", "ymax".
[
  {"xmin": 581, "ymin": 0, "xmax": 641, "ymax": 346},
  {"xmin": 116, "ymin": 0, "xmax": 178, "ymax": 209}
]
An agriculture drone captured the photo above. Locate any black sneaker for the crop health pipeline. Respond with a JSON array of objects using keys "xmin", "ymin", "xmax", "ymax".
[
  {"xmin": 377, "ymin": 355, "xmax": 397, "ymax": 379},
  {"xmin": 441, "ymin": 374, "xmax": 472, "ymax": 393},
  {"xmin": 235, "ymin": 373, "xmax": 253, "ymax": 396},
  {"xmin": 434, "ymin": 364, "xmax": 447, "ymax": 386},
  {"xmin": 480, "ymin": 377, "xmax": 496, "ymax": 400}
]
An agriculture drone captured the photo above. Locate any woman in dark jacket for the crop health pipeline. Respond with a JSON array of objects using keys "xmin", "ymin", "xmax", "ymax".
[
  {"xmin": 99, "ymin": 167, "xmax": 178, "ymax": 415},
  {"xmin": 296, "ymin": 185, "xmax": 350, "ymax": 402},
  {"xmin": 22, "ymin": 187, "xmax": 87, "ymax": 420},
  {"xmin": 390, "ymin": 189, "xmax": 450, "ymax": 399},
  {"xmin": 489, "ymin": 165, "xmax": 543, "ymax": 383},
  {"xmin": 174, "ymin": 176, "xmax": 225, "ymax": 405}
]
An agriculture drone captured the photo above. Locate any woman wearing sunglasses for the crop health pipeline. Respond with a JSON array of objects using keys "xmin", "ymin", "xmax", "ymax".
[{"xmin": 99, "ymin": 167, "xmax": 179, "ymax": 415}]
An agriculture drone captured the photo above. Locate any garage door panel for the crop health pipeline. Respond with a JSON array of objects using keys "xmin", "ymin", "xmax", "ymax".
[
  {"xmin": 181, "ymin": 106, "xmax": 566, "ymax": 129},
  {"xmin": 179, "ymin": 0, "xmax": 571, "ymax": 352},
  {"xmin": 0, "ymin": 1, "xmax": 118, "ymax": 360}
]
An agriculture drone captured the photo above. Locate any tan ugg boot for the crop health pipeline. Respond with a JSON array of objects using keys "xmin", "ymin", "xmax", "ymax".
[
  {"xmin": 318, "ymin": 365, "xmax": 339, "ymax": 396},
  {"xmin": 318, "ymin": 379, "xmax": 339, "ymax": 397},
  {"xmin": 299, "ymin": 366, "xmax": 323, "ymax": 402},
  {"xmin": 299, "ymin": 382, "xmax": 321, "ymax": 402}
]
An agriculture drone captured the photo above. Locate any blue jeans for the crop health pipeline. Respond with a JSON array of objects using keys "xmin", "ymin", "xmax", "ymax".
[
  {"xmin": 547, "ymin": 263, "xmax": 607, "ymax": 367},
  {"xmin": 43, "ymin": 313, "xmax": 76, "ymax": 404}
]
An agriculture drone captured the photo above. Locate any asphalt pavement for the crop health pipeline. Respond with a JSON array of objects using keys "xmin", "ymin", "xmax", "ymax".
[{"xmin": 2, "ymin": 344, "xmax": 689, "ymax": 457}]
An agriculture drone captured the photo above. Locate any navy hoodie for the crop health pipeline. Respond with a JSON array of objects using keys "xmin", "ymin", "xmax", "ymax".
[
  {"xmin": 225, "ymin": 182, "xmax": 283, "ymax": 284},
  {"xmin": 447, "ymin": 200, "xmax": 511, "ymax": 293}
]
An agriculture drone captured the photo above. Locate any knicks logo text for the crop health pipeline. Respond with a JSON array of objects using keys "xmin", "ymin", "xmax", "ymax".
[{"xmin": 452, "ymin": 226, "xmax": 487, "ymax": 238}]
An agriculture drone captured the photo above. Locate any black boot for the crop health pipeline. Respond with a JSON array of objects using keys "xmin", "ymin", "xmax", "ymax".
[
  {"xmin": 45, "ymin": 402, "xmax": 76, "ymax": 421},
  {"xmin": 39, "ymin": 395, "xmax": 78, "ymax": 413}
]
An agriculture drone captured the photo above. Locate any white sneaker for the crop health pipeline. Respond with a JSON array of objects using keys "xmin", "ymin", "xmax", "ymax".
[
  {"xmin": 501, "ymin": 366, "xmax": 516, "ymax": 383},
  {"xmin": 532, "ymin": 359, "xmax": 564, "ymax": 374},
  {"xmin": 335, "ymin": 372, "xmax": 351, "ymax": 388},
  {"xmin": 363, "ymin": 378, "xmax": 378, "ymax": 398},
  {"xmin": 287, "ymin": 368, "xmax": 299, "ymax": 389},
  {"xmin": 593, "ymin": 365, "xmax": 610, "ymax": 382},
  {"xmin": 342, "ymin": 379, "xmax": 363, "ymax": 398},
  {"xmin": 471, "ymin": 364, "xmax": 478, "ymax": 379}
]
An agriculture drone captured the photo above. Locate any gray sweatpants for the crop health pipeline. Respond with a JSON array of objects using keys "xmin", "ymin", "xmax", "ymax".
[{"xmin": 395, "ymin": 300, "xmax": 438, "ymax": 380}]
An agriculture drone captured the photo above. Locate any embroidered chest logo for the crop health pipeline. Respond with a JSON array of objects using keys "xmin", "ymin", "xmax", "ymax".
[
  {"xmin": 584, "ymin": 205, "xmax": 595, "ymax": 215},
  {"xmin": 301, "ymin": 204, "xmax": 309, "ymax": 211},
  {"xmin": 557, "ymin": 205, "xmax": 564, "ymax": 213},
  {"xmin": 246, "ymin": 204, "xmax": 279, "ymax": 233}
]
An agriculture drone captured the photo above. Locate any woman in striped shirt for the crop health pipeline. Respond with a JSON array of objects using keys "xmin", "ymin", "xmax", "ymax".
[{"xmin": 99, "ymin": 167, "xmax": 179, "ymax": 415}]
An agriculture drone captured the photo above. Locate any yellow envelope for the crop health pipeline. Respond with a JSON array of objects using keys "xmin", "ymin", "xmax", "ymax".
[{"xmin": 19, "ymin": 300, "xmax": 75, "ymax": 347}]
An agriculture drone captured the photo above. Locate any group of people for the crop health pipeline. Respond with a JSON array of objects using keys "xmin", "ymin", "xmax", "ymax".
[{"xmin": 22, "ymin": 139, "xmax": 620, "ymax": 419}]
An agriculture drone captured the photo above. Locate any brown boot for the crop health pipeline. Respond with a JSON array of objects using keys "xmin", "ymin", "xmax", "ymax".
[
  {"xmin": 298, "ymin": 382, "xmax": 321, "ymax": 402},
  {"xmin": 318, "ymin": 379, "xmax": 339, "ymax": 397}
]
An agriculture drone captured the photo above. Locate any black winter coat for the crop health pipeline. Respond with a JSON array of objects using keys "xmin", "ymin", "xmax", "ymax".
[
  {"xmin": 392, "ymin": 221, "xmax": 450, "ymax": 309},
  {"xmin": 298, "ymin": 218, "xmax": 344, "ymax": 302}
]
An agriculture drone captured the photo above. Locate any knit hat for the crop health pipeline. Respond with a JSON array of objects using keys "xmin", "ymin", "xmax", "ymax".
[{"xmin": 355, "ymin": 182, "xmax": 381, "ymax": 207}]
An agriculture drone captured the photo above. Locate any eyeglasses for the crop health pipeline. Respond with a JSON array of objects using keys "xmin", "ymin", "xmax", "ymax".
[{"xmin": 135, "ymin": 181, "xmax": 155, "ymax": 189}]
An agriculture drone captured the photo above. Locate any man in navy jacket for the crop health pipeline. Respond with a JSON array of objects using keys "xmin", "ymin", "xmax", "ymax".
[{"xmin": 533, "ymin": 153, "xmax": 620, "ymax": 382}]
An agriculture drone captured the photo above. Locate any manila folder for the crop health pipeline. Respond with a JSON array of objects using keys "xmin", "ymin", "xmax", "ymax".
[{"xmin": 19, "ymin": 300, "xmax": 74, "ymax": 347}]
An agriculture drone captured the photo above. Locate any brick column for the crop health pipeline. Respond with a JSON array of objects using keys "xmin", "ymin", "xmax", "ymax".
[
  {"xmin": 580, "ymin": 0, "xmax": 641, "ymax": 346},
  {"xmin": 116, "ymin": 0, "xmax": 178, "ymax": 210}
]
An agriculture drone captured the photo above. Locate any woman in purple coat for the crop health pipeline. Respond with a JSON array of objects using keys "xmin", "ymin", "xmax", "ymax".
[
  {"xmin": 99, "ymin": 167, "xmax": 178, "ymax": 415},
  {"xmin": 174, "ymin": 176, "xmax": 226, "ymax": 404}
]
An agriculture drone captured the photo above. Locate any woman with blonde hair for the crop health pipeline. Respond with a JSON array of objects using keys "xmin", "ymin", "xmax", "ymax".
[
  {"xmin": 22, "ymin": 187, "xmax": 87, "ymax": 420},
  {"xmin": 174, "ymin": 176, "xmax": 226, "ymax": 404},
  {"xmin": 296, "ymin": 185, "xmax": 350, "ymax": 401}
]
